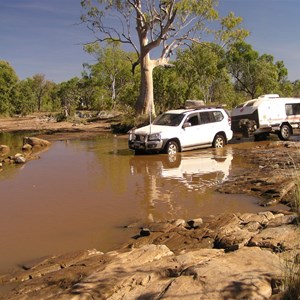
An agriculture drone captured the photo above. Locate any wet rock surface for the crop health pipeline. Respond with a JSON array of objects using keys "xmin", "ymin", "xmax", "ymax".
[
  {"xmin": 0, "ymin": 137, "xmax": 51, "ymax": 169},
  {"xmin": 0, "ymin": 210, "xmax": 299, "ymax": 299},
  {"xmin": 1, "ymin": 140, "xmax": 300, "ymax": 299},
  {"xmin": 218, "ymin": 141, "xmax": 300, "ymax": 207}
]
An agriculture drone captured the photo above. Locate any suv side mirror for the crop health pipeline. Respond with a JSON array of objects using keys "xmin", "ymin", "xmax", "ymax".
[{"xmin": 183, "ymin": 122, "xmax": 191, "ymax": 128}]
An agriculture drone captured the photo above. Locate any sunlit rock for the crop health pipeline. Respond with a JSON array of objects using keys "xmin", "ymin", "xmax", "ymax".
[
  {"xmin": 23, "ymin": 137, "xmax": 51, "ymax": 148},
  {"xmin": 22, "ymin": 143, "xmax": 33, "ymax": 151},
  {"xmin": 0, "ymin": 144, "xmax": 10, "ymax": 156}
]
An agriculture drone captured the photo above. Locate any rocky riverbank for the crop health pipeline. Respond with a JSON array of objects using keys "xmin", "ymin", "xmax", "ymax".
[
  {"xmin": 0, "ymin": 116, "xmax": 300, "ymax": 299},
  {"xmin": 0, "ymin": 209, "xmax": 299, "ymax": 299}
]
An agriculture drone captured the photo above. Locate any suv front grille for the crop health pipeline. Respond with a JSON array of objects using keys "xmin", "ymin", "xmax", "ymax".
[{"xmin": 135, "ymin": 134, "xmax": 146, "ymax": 142}]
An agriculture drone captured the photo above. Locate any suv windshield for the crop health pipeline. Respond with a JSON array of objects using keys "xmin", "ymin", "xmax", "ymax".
[{"xmin": 153, "ymin": 113, "xmax": 184, "ymax": 126}]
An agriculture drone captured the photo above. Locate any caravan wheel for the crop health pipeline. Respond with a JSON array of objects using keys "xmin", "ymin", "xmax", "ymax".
[{"xmin": 278, "ymin": 124, "xmax": 291, "ymax": 141}]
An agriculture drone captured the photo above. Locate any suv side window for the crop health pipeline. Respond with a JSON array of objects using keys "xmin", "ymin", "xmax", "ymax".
[
  {"xmin": 186, "ymin": 114, "xmax": 199, "ymax": 126},
  {"xmin": 200, "ymin": 112, "xmax": 213, "ymax": 124},
  {"xmin": 200, "ymin": 111, "xmax": 224, "ymax": 124}
]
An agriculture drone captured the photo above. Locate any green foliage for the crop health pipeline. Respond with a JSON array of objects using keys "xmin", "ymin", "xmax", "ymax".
[
  {"xmin": 0, "ymin": 60, "xmax": 18, "ymax": 115},
  {"xmin": 154, "ymin": 66, "xmax": 186, "ymax": 112},
  {"xmin": 175, "ymin": 43, "xmax": 233, "ymax": 105},
  {"xmin": 292, "ymin": 80, "xmax": 300, "ymax": 97},
  {"xmin": 226, "ymin": 42, "xmax": 286, "ymax": 99},
  {"xmin": 83, "ymin": 42, "xmax": 139, "ymax": 109},
  {"xmin": 31, "ymin": 74, "xmax": 52, "ymax": 111},
  {"xmin": 57, "ymin": 77, "xmax": 82, "ymax": 117},
  {"xmin": 111, "ymin": 107, "xmax": 151, "ymax": 134},
  {"xmin": 13, "ymin": 79, "xmax": 36, "ymax": 115},
  {"xmin": 176, "ymin": 0, "xmax": 219, "ymax": 20}
]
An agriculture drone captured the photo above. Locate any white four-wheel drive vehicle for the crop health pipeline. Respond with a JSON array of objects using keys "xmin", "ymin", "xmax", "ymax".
[
  {"xmin": 231, "ymin": 94, "xmax": 300, "ymax": 141},
  {"xmin": 128, "ymin": 107, "xmax": 233, "ymax": 155}
]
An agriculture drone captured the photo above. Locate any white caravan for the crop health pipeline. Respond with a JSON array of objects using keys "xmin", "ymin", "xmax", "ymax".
[{"xmin": 231, "ymin": 94, "xmax": 300, "ymax": 140}]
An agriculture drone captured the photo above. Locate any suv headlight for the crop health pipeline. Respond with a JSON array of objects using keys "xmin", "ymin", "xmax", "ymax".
[
  {"xmin": 129, "ymin": 132, "xmax": 136, "ymax": 141},
  {"xmin": 148, "ymin": 132, "xmax": 161, "ymax": 141}
]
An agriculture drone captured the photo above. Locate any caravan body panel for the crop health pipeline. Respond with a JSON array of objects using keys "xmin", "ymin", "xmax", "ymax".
[{"xmin": 231, "ymin": 94, "xmax": 300, "ymax": 139}]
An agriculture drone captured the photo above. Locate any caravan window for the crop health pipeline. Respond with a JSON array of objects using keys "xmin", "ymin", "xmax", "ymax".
[{"xmin": 285, "ymin": 103, "xmax": 300, "ymax": 116}]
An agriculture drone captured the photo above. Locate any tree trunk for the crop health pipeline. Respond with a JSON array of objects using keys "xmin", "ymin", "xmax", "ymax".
[
  {"xmin": 111, "ymin": 75, "xmax": 116, "ymax": 109},
  {"xmin": 135, "ymin": 54, "xmax": 156, "ymax": 116}
]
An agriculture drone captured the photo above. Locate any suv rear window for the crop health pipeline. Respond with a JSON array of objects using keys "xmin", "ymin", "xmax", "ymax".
[{"xmin": 200, "ymin": 111, "xmax": 223, "ymax": 124}]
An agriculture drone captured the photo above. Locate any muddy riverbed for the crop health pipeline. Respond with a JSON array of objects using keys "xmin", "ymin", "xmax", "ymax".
[
  {"xmin": 1, "ymin": 132, "xmax": 291, "ymax": 276},
  {"xmin": 1, "ymin": 115, "xmax": 300, "ymax": 299}
]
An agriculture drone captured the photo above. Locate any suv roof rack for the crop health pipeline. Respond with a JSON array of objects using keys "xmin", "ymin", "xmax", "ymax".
[{"xmin": 179, "ymin": 105, "xmax": 226, "ymax": 110}]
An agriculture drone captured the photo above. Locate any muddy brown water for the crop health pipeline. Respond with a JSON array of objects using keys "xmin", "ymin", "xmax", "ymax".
[{"xmin": 0, "ymin": 134, "xmax": 287, "ymax": 274}]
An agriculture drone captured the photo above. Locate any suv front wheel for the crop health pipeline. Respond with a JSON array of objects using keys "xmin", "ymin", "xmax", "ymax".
[
  {"xmin": 213, "ymin": 134, "xmax": 226, "ymax": 148},
  {"xmin": 165, "ymin": 140, "xmax": 179, "ymax": 155}
]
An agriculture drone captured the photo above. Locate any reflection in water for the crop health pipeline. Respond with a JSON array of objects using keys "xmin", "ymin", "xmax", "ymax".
[
  {"xmin": 0, "ymin": 135, "xmax": 280, "ymax": 274},
  {"xmin": 129, "ymin": 150, "xmax": 233, "ymax": 222},
  {"xmin": 131, "ymin": 150, "xmax": 232, "ymax": 190}
]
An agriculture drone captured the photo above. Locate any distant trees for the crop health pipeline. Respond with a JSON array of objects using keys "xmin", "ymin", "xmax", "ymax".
[
  {"xmin": 226, "ymin": 42, "xmax": 289, "ymax": 99},
  {"xmin": 12, "ymin": 79, "xmax": 36, "ymax": 115},
  {"xmin": 1, "ymin": 35, "xmax": 300, "ymax": 119},
  {"xmin": 56, "ymin": 78, "xmax": 78, "ymax": 117},
  {"xmin": 83, "ymin": 42, "xmax": 139, "ymax": 110},
  {"xmin": 176, "ymin": 43, "xmax": 234, "ymax": 104},
  {"xmin": 30, "ymin": 74, "xmax": 55, "ymax": 112},
  {"xmin": 0, "ymin": 60, "xmax": 18, "ymax": 115}
]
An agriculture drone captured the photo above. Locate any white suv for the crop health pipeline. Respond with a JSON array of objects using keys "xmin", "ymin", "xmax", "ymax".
[{"xmin": 128, "ymin": 107, "xmax": 233, "ymax": 155}]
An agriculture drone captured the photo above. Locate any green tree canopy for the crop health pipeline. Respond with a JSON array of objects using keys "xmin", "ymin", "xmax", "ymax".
[
  {"xmin": 176, "ymin": 43, "xmax": 231, "ymax": 103},
  {"xmin": 13, "ymin": 79, "xmax": 36, "ymax": 115},
  {"xmin": 226, "ymin": 42, "xmax": 285, "ymax": 99},
  {"xmin": 31, "ymin": 74, "xmax": 55, "ymax": 112},
  {"xmin": 0, "ymin": 60, "xmax": 19, "ymax": 115},
  {"xmin": 57, "ymin": 77, "xmax": 83, "ymax": 117},
  {"xmin": 83, "ymin": 42, "xmax": 138, "ymax": 109}
]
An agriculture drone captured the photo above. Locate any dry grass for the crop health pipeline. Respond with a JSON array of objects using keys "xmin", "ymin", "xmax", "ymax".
[
  {"xmin": 281, "ymin": 171, "xmax": 300, "ymax": 299},
  {"xmin": 281, "ymin": 253, "xmax": 300, "ymax": 300}
]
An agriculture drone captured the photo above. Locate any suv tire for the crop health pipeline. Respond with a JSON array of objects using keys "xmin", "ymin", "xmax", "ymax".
[
  {"xmin": 213, "ymin": 134, "xmax": 226, "ymax": 148},
  {"xmin": 165, "ymin": 140, "xmax": 179, "ymax": 155}
]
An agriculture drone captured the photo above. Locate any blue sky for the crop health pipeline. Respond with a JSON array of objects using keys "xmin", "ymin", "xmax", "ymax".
[{"xmin": 1, "ymin": 0, "xmax": 300, "ymax": 83}]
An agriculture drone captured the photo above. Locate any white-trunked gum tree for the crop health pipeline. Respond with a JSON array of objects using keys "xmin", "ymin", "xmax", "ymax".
[{"xmin": 80, "ymin": 0, "xmax": 248, "ymax": 116}]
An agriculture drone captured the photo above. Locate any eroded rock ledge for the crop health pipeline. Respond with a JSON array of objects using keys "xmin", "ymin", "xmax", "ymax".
[{"xmin": 0, "ymin": 210, "xmax": 299, "ymax": 300}]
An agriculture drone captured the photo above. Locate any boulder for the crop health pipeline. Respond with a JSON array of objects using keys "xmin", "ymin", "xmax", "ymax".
[
  {"xmin": 187, "ymin": 218, "xmax": 203, "ymax": 228},
  {"xmin": 23, "ymin": 137, "xmax": 51, "ymax": 148},
  {"xmin": 14, "ymin": 154, "xmax": 26, "ymax": 164},
  {"xmin": 248, "ymin": 224, "xmax": 300, "ymax": 252},
  {"xmin": 22, "ymin": 143, "xmax": 33, "ymax": 151},
  {"xmin": 0, "ymin": 144, "xmax": 10, "ymax": 156}
]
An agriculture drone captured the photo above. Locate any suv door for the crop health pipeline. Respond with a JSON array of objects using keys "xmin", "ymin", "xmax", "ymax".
[
  {"xmin": 199, "ymin": 111, "xmax": 224, "ymax": 144},
  {"xmin": 180, "ymin": 113, "xmax": 202, "ymax": 147}
]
